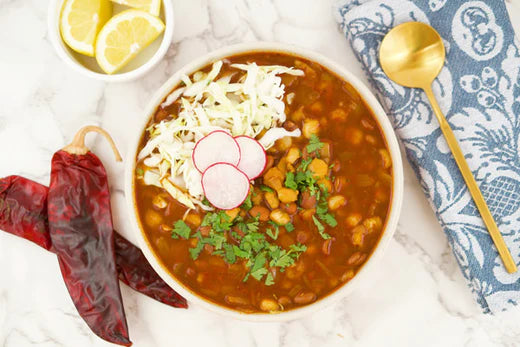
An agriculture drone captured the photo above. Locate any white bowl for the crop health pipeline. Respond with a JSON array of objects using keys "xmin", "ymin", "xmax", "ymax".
[
  {"xmin": 124, "ymin": 42, "xmax": 404, "ymax": 322},
  {"xmin": 47, "ymin": 0, "xmax": 174, "ymax": 82}
]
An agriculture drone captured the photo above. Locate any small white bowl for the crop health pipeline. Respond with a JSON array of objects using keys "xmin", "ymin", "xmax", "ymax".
[
  {"xmin": 47, "ymin": 0, "xmax": 174, "ymax": 82},
  {"xmin": 124, "ymin": 42, "xmax": 404, "ymax": 322}
]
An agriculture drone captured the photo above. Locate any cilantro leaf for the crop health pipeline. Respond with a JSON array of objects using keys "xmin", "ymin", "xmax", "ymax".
[
  {"xmin": 260, "ymin": 185, "xmax": 274, "ymax": 192},
  {"xmin": 189, "ymin": 241, "xmax": 204, "ymax": 260},
  {"xmin": 246, "ymin": 218, "xmax": 259, "ymax": 232},
  {"xmin": 289, "ymin": 243, "xmax": 307, "ymax": 253},
  {"xmin": 241, "ymin": 194, "xmax": 253, "ymax": 211},
  {"xmin": 312, "ymin": 215, "xmax": 331, "ymax": 239},
  {"xmin": 266, "ymin": 226, "xmax": 279, "ymax": 240},
  {"xmin": 316, "ymin": 201, "xmax": 328, "ymax": 215},
  {"xmin": 249, "ymin": 253, "xmax": 268, "ymax": 281},
  {"xmin": 306, "ymin": 134, "xmax": 324, "ymax": 154},
  {"xmin": 319, "ymin": 182, "xmax": 330, "ymax": 197},
  {"xmin": 299, "ymin": 158, "xmax": 312, "ymax": 171},
  {"xmin": 207, "ymin": 232, "xmax": 226, "ymax": 250},
  {"xmin": 223, "ymin": 243, "xmax": 236, "ymax": 264},
  {"xmin": 265, "ymin": 272, "xmax": 275, "ymax": 286},
  {"xmin": 285, "ymin": 172, "xmax": 298, "ymax": 190},
  {"xmin": 233, "ymin": 245, "xmax": 250, "ymax": 259},
  {"xmin": 201, "ymin": 211, "xmax": 233, "ymax": 232},
  {"xmin": 171, "ymin": 220, "xmax": 191, "ymax": 239},
  {"xmin": 285, "ymin": 222, "xmax": 295, "ymax": 232},
  {"xmin": 271, "ymin": 251, "xmax": 295, "ymax": 269},
  {"xmin": 320, "ymin": 213, "xmax": 338, "ymax": 227}
]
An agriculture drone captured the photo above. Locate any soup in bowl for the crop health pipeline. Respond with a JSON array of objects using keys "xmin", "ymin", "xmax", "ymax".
[{"xmin": 125, "ymin": 43, "xmax": 403, "ymax": 321}]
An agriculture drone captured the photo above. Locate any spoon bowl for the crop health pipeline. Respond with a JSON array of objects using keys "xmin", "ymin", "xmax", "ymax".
[{"xmin": 380, "ymin": 22, "xmax": 445, "ymax": 89}]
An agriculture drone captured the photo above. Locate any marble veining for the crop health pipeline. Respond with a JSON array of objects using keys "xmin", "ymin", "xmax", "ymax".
[{"xmin": 1, "ymin": 0, "xmax": 520, "ymax": 346}]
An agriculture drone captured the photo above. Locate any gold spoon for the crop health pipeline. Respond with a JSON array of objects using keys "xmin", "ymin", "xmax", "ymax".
[{"xmin": 379, "ymin": 22, "xmax": 517, "ymax": 273}]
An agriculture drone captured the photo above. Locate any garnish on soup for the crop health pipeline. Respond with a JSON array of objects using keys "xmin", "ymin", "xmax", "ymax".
[
  {"xmin": 137, "ymin": 60, "xmax": 303, "ymax": 210},
  {"xmin": 134, "ymin": 52, "xmax": 393, "ymax": 313}
]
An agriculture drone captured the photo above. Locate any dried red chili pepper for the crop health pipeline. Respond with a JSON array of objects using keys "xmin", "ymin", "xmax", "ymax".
[
  {"xmin": 0, "ymin": 175, "xmax": 188, "ymax": 309},
  {"xmin": 0, "ymin": 175, "xmax": 51, "ymax": 250},
  {"xmin": 47, "ymin": 126, "xmax": 130, "ymax": 346}
]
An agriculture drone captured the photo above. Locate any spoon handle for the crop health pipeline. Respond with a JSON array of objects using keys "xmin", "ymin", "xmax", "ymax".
[{"xmin": 423, "ymin": 85, "xmax": 517, "ymax": 274}]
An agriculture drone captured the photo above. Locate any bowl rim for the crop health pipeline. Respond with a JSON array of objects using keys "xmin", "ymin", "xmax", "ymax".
[
  {"xmin": 124, "ymin": 42, "xmax": 404, "ymax": 322},
  {"xmin": 47, "ymin": 0, "xmax": 174, "ymax": 83}
]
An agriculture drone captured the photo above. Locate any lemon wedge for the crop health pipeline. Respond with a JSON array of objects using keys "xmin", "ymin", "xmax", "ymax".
[
  {"xmin": 60, "ymin": 0, "xmax": 112, "ymax": 57},
  {"xmin": 95, "ymin": 10, "xmax": 165, "ymax": 74},
  {"xmin": 110, "ymin": 0, "xmax": 161, "ymax": 16}
]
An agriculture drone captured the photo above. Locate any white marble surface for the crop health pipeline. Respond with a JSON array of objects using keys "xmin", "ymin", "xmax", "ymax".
[{"xmin": 2, "ymin": 0, "xmax": 520, "ymax": 346}]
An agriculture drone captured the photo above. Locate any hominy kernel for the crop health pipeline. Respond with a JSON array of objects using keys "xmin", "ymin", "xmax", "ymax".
[
  {"xmin": 346, "ymin": 212, "xmax": 363, "ymax": 227},
  {"xmin": 309, "ymin": 158, "xmax": 328, "ymax": 178},
  {"xmin": 379, "ymin": 149, "xmax": 392, "ymax": 169},
  {"xmin": 185, "ymin": 213, "xmax": 202, "ymax": 227},
  {"xmin": 331, "ymin": 108, "xmax": 347, "ymax": 121},
  {"xmin": 270, "ymin": 209, "xmax": 291, "ymax": 225},
  {"xmin": 277, "ymin": 187, "xmax": 299, "ymax": 203},
  {"xmin": 363, "ymin": 216, "xmax": 383, "ymax": 232},
  {"xmin": 303, "ymin": 119, "xmax": 320, "ymax": 138},
  {"xmin": 328, "ymin": 195, "xmax": 346, "ymax": 210},
  {"xmin": 286, "ymin": 147, "xmax": 300, "ymax": 164},
  {"xmin": 345, "ymin": 127, "xmax": 364, "ymax": 145},
  {"xmin": 260, "ymin": 298, "xmax": 280, "ymax": 312},
  {"xmin": 265, "ymin": 191, "xmax": 280, "ymax": 209}
]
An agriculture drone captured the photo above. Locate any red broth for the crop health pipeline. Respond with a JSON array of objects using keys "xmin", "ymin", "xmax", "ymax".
[{"xmin": 134, "ymin": 52, "xmax": 393, "ymax": 313}]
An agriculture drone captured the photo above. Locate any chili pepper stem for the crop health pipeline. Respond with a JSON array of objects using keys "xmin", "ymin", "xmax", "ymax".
[{"xmin": 63, "ymin": 126, "xmax": 122, "ymax": 162}]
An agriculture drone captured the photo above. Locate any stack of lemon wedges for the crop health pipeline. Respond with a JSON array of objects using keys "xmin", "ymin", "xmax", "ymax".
[{"xmin": 60, "ymin": 0, "xmax": 165, "ymax": 74}]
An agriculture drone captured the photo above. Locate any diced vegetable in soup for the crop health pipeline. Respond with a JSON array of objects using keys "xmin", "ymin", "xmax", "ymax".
[{"xmin": 134, "ymin": 52, "xmax": 393, "ymax": 313}]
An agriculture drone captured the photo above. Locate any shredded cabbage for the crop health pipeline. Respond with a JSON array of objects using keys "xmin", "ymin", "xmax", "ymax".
[{"xmin": 138, "ymin": 60, "xmax": 304, "ymax": 210}]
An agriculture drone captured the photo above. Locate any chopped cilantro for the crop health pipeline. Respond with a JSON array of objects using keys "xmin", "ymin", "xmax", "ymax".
[
  {"xmin": 241, "ymin": 194, "xmax": 253, "ymax": 210},
  {"xmin": 294, "ymin": 170, "xmax": 317, "ymax": 193},
  {"xmin": 298, "ymin": 157, "xmax": 312, "ymax": 171},
  {"xmin": 171, "ymin": 220, "xmax": 191, "ymax": 239},
  {"xmin": 233, "ymin": 245, "xmax": 249, "ymax": 259},
  {"xmin": 249, "ymin": 253, "xmax": 268, "ymax": 281},
  {"xmin": 320, "ymin": 213, "xmax": 338, "ymax": 227},
  {"xmin": 136, "ymin": 167, "xmax": 144, "ymax": 176},
  {"xmin": 285, "ymin": 222, "xmax": 295, "ymax": 232},
  {"xmin": 207, "ymin": 232, "xmax": 226, "ymax": 250},
  {"xmin": 312, "ymin": 215, "xmax": 331, "ymax": 239},
  {"xmin": 266, "ymin": 223, "xmax": 279, "ymax": 240},
  {"xmin": 316, "ymin": 201, "xmax": 328, "ymax": 215},
  {"xmin": 260, "ymin": 185, "xmax": 274, "ymax": 192},
  {"xmin": 319, "ymin": 182, "xmax": 330, "ymax": 197},
  {"xmin": 265, "ymin": 272, "xmax": 275, "ymax": 286},
  {"xmin": 289, "ymin": 244, "xmax": 307, "ymax": 253},
  {"xmin": 201, "ymin": 197, "xmax": 211, "ymax": 207},
  {"xmin": 189, "ymin": 241, "xmax": 204, "ymax": 260},
  {"xmin": 269, "ymin": 243, "xmax": 306, "ymax": 270},
  {"xmin": 223, "ymin": 243, "xmax": 236, "ymax": 264},
  {"xmin": 247, "ymin": 217, "xmax": 260, "ymax": 232},
  {"xmin": 284, "ymin": 172, "xmax": 298, "ymax": 190},
  {"xmin": 201, "ymin": 211, "xmax": 233, "ymax": 232},
  {"xmin": 307, "ymin": 134, "xmax": 324, "ymax": 154},
  {"xmin": 270, "ymin": 250, "xmax": 295, "ymax": 268}
]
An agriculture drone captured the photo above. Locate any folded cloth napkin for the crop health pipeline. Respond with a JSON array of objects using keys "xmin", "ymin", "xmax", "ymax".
[{"xmin": 335, "ymin": 0, "xmax": 520, "ymax": 313}]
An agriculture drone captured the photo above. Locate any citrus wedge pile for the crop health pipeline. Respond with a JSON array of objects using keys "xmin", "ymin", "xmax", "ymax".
[
  {"xmin": 60, "ymin": 0, "xmax": 112, "ymax": 56},
  {"xmin": 59, "ymin": 0, "xmax": 165, "ymax": 74}
]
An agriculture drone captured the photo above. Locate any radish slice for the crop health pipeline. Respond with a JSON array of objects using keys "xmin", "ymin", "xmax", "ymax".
[
  {"xmin": 235, "ymin": 136, "xmax": 267, "ymax": 180},
  {"xmin": 202, "ymin": 163, "xmax": 250, "ymax": 210},
  {"xmin": 192, "ymin": 130, "xmax": 241, "ymax": 173}
]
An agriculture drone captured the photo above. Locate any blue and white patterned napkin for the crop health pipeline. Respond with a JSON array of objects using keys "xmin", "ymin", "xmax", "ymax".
[{"xmin": 335, "ymin": 0, "xmax": 520, "ymax": 313}]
